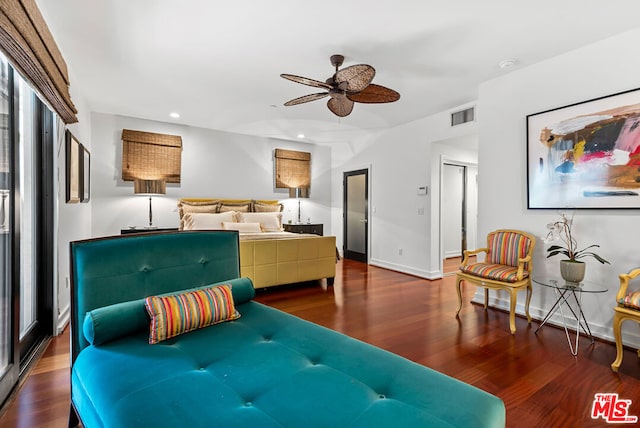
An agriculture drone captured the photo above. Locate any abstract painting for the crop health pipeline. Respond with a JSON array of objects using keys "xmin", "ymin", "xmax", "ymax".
[{"xmin": 527, "ymin": 88, "xmax": 640, "ymax": 209}]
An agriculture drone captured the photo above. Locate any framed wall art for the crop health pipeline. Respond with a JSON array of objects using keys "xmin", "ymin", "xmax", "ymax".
[
  {"xmin": 80, "ymin": 143, "xmax": 90, "ymax": 203},
  {"xmin": 527, "ymin": 87, "xmax": 640, "ymax": 209},
  {"xmin": 65, "ymin": 130, "xmax": 81, "ymax": 203}
]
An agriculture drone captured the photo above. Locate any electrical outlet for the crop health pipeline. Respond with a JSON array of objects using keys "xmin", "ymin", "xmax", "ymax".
[{"xmin": 398, "ymin": 248, "xmax": 403, "ymax": 256}]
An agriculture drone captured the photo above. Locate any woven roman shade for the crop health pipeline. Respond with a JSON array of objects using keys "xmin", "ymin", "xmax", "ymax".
[
  {"xmin": 0, "ymin": 0, "xmax": 77, "ymax": 123},
  {"xmin": 122, "ymin": 129, "xmax": 182, "ymax": 183},
  {"xmin": 274, "ymin": 149, "xmax": 310, "ymax": 189}
]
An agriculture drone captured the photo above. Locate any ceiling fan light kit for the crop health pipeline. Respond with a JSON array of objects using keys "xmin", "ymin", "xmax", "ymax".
[{"xmin": 281, "ymin": 54, "xmax": 400, "ymax": 117}]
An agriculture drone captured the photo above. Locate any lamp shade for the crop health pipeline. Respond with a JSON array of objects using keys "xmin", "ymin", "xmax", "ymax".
[
  {"xmin": 288, "ymin": 187, "xmax": 309, "ymax": 198},
  {"xmin": 134, "ymin": 179, "xmax": 166, "ymax": 195}
]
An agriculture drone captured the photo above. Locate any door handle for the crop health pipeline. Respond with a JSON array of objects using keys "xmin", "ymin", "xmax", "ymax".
[{"xmin": 360, "ymin": 219, "xmax": 367, "ymax": 223}]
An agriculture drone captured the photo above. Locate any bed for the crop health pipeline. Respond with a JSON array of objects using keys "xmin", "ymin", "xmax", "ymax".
[
  {"xmin": 178, "ymin": 198, "xmax": 336, "ymax": 288},
  {"xmin": 69, "ymin": 231, "xmax": 506, "ymax": 427}
]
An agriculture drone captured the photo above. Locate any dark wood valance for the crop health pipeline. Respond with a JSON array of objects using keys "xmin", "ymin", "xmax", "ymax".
[
  {"xmin": 274, "ymin": 148, "xmax": 311, "ymax": 189},
  {"xmin": 0, "ymin": 0, "xmax": 77, "ymax": 123},
  {"xmin": 122, "ymin": 129, "xmax": 182, "ymax": 183}
]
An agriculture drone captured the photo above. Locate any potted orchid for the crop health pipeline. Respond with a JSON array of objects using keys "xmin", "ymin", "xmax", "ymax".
[{"xmin": 544, "ymin": 212, "xmax": 610, "ymax": 283}]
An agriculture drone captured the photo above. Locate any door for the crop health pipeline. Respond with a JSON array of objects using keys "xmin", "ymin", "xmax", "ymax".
[
  {"xmin": 442, "ymin": 164, "xmax": 466, "ymax": 259},
  {"xmin": 19, "ymin": 92, "xmax": 54, "ymax": 362},
  {"xmin": 0, "ymin": 53, "xmax": 18, "ymax": 406},
  {"xmin": 0, "ymin": 55, "xmax": 54, "ymax": 406},
  {"xmin": 441, "ymin": 162, "xmax": 478, "ymax": 274},
  {"xmin": 343, "ymin": 169, "xmax": 368, "ymax": 262}
]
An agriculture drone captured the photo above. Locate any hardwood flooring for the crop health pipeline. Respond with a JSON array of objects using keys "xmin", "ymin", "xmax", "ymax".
[{"xmin": 1, "ymin": 259, "xmax": 639, "ymax": 427}]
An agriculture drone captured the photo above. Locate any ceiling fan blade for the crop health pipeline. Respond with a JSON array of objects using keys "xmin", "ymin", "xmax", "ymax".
[
  {"xmin": 327, "ymin": 96, "xmax": 354, "ymax": 117},
  {"xmin": 347, "ymin": 84, "xmax": 400, "ymax": 104},
  {"xmin": 284, "ymin": 92, "xmax": 329, "ymax": 106},
  {"xmin": 334, "ymin": 64, "xmax": 375, "ymax": 92},
  {"xmin": 281, "ymin": 74, "xmax": 333, "ymax": 90}
]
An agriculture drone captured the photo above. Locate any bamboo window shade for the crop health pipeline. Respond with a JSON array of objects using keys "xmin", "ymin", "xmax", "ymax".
[
  {"xmin": 0, "ymin": 0, "xmax": 78, "ymax": 123},
  {"xmin": 122, "ymin": 129, "xmax": 183, "ymax": 183},
  {"xmin": 274, "ymin": 149, "xmax": 311, "ymax": 189}
]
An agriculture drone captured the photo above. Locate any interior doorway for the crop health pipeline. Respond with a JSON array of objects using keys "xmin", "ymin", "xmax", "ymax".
[
  {"xmin": 441, "ymin": 161, "xmax": 478, "ymax": 275},
  {"xmin": 343, "ymin": 169, "xmax": 368, "ymax": 263}
]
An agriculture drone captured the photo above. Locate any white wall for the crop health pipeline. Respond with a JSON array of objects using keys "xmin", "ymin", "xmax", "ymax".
[
  {"xmin": 330, "ymin": 103, "xmax": 478, "ymax": 279},
  {"xmin": 477, "ymin": 28, "xmax": 640, "ymax": 347},
  {"xmin": 90, "ymin": 113, "xmax": 332, "ymax": 238},
  {"xmin": 55, "ymin": 71, "xmax": 92, "ymax": 334}
]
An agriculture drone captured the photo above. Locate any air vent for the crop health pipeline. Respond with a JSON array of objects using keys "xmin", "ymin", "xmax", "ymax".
[{"xmin": 451, "ymin": 107, "xmax": 475, "ymax": 126}]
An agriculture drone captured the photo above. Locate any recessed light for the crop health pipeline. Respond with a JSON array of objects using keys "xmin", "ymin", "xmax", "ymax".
[
  {"xmin": 297, "ymin": 133, "xmax": 305, "ymax": 139},
  {"xmin": 498, "ymin": 59, "xmax": 517, "ymax": 69},
  {"xmin": 169, "ymin": 112, "xmax": 180, "ymax": 118}
]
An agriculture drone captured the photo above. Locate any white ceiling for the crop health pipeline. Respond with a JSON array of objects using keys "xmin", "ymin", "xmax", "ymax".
[{"xmin": 37, "ymin": 0, "xmax": 640, "ymax": 145}]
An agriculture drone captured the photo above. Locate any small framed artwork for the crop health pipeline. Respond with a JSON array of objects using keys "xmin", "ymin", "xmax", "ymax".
[
  {"xmin": 65, "ymin": 130, "xmax": 81, "ymax": 203},
  {"xmin": 80, "ymin": 144, "xmax": 90, "ymax": 203},
  {"xmin": 527, "ymin": 87, "xmax": 640, "ymax": 209}
]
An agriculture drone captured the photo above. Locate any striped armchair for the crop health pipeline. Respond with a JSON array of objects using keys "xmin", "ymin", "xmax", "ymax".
[{"xmin": 455, "ymin": 229, "xmax": 536, "ymax": 334}]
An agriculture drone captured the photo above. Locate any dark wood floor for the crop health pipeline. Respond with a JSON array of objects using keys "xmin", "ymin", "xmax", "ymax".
[{"xmin": 1, "ymin": 259, "xmax": 639, "ymax": 427}]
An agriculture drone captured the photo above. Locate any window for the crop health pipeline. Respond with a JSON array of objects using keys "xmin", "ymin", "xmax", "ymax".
[{"xmin": 0, "ymin": 53, "xmax": 54, "ymax": 407}]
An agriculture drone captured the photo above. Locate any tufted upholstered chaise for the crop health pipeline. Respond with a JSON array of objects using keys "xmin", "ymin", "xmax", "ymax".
[{"xmin": 69, "ymin": 231, "xmax": 505, "ymax": 427}]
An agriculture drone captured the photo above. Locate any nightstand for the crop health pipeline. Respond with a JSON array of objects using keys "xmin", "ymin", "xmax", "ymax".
[
  {"xmin": 121, "ymin": 227, "xmax": 179, "ymax": 235},
  {"xmin": 283, "ymin": 223, "xmax": 323, "ymax": 236}
]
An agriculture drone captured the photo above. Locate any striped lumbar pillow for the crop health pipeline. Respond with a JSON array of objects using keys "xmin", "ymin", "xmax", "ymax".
[{"xmin": 144, "ymin": 284, "xmax": 240, "ymax": 344}]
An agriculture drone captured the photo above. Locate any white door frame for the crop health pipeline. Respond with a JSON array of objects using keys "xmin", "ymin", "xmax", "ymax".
[{"xmin": 439, "ymin": 156, "xmax": 478, "ymax": 276}]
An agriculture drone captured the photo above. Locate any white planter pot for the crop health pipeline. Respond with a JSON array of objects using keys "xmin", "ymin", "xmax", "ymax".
[{"xmin": 560, "ymin": 260, "xmax": 585, "ymax": 284}]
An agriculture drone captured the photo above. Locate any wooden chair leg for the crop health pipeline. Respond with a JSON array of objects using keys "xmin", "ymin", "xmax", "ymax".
[
  {"xmin": 484, "ymin": 288, "xmax": 489, "ymax": 310},
  {"xmin": 524, "ymin": 283, "xmax": 532, "ymax": 324},
  {"xmin": 455, "ymin": 276, "xmax": 463, "ymax": 316},
  {"xmin": 611, "ymin": 313, "xmax": 625, "ymax": 372},
  {"xmin": 508, "ymin": 288, "xmax": 517, "ymax": 334}
]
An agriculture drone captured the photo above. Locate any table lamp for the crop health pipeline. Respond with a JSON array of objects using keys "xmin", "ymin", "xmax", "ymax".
[
  {"xmin": 288, "ymin": 187, "xmax": 309, "ymax": 224},
  {"xmin": 134, "ymin": 179, "xmax": 166, "ymax": 228}
]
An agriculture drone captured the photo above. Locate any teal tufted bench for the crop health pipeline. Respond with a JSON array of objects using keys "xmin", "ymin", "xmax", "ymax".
[{"xmin": 70, "ymin": 231, "xmax": 505, "ymax": 427}]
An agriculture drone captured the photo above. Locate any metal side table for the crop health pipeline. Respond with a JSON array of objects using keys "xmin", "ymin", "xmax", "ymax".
[{"xmin": 533, "ymin": 277, "xmax": 608, "ymax": 356}]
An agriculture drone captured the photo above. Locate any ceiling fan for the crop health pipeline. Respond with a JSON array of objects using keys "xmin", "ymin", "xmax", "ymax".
[{"xmin": 280, "ymin": 54, "xmax": 400, "ymax": 117}]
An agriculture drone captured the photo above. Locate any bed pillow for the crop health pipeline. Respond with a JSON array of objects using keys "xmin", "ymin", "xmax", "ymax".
[
  {"xmin": 222, "ymin": 221, "xmax": 262, "ymax": 232},
  {"xmin": 178, "ymin": 200, "xmax": 219, "ymax": 229},
  {"xmin": 219, "ymin": 202, "xmax": 251, "ymax": 213},
  {"xmin": 183, "ymin": 211, "xmax": 237, "ymax": 230},
  {"xmin": 144, "ymin": 284, "xmax": 241, "ymax": 344},
  {"xmin": 237, "ymin": 212, "xmax": 283, "ymax": 232},
  {"xmin": 253, "ymin": 201, "xmax": 283, "ymax": 212}
]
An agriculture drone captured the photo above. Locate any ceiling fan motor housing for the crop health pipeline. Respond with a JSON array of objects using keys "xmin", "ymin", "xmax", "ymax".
[{"xmin": 330, "ymin": 54, "xmax": 344, "ymax": 68}]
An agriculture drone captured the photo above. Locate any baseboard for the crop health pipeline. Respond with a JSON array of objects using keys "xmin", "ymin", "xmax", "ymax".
[
  {"xmin": 368, "ymin": 258, "xmax": 441, "ymax": 280},
  {"xmin": 470, "ymin": 291, "xmax": 640, "ymax": 348},
  {"xmin": 56, "ymin": 304, "xmax": 70, "ymax": 336}
]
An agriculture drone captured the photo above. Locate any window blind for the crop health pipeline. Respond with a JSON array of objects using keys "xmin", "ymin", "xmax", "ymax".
[
  {"xmin": 274, "ymin": 149, "xmax": 310, "ymax": 189},
  {"xmin": 122, "ymin": 129, "xmax": 182, "ymax": 183},
  {"xmin": 0, "ymin": 0, "xmax": 77, "ymax": 123}
]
